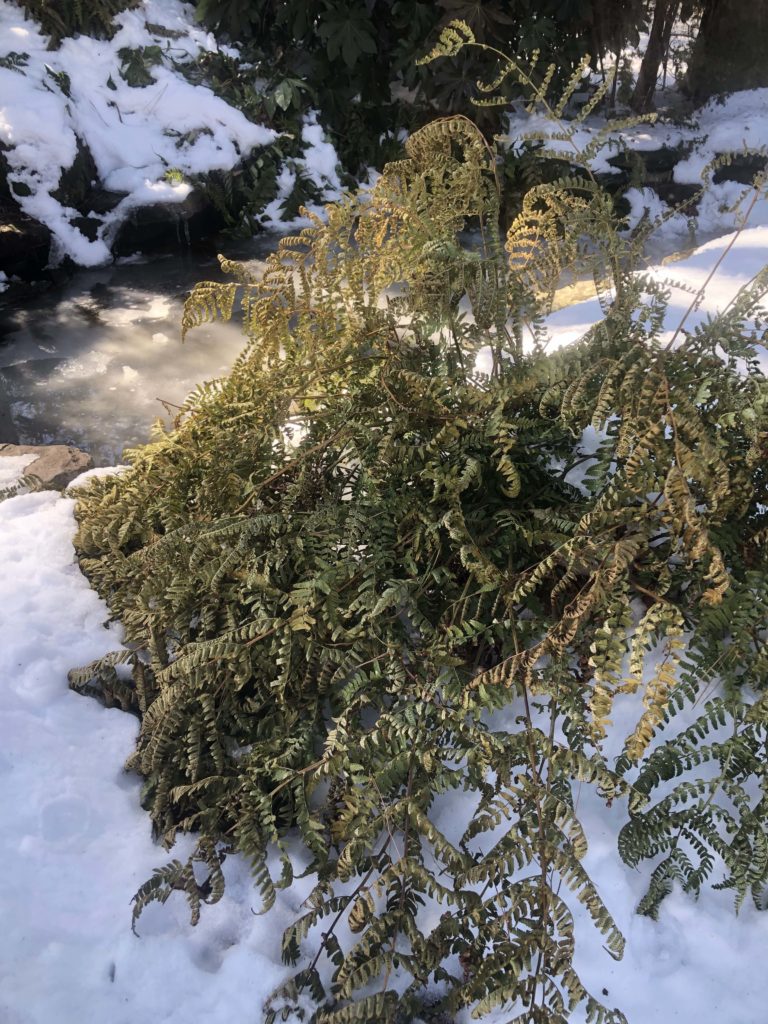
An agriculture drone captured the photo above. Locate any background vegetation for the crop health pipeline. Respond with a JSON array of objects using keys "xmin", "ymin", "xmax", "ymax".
[
  {"xmin": 9, "ymin": 0, "xmax": 768, "ymax": 244},
  {"xmin": 22, "ymin": 0, "xmax": 139, "ymax": 43}
]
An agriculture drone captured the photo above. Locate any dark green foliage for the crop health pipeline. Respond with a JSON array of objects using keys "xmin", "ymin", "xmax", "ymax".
[
  {"xmin": 118, "ymin": 45, "xmax": 164, "ymax": 87},
  {"xmin": 43, "ymin": 63, "xmax": 71, "ymax": 97},
  {"xmin": 0, "ymin": 51, "xmax": 29, "ymax": 71},
  {"xmin": 70, "ymin": 28, "xmax": 768, "ymax": 1023},
  {"xmin": 180, "ymin": 3, "xmax": 439, "ymax": 184},
  {"xmin": 172, "ymin": 47, "xmax": 332, "ymax": 232},
  {"xmin": 190, "ymin": 0, "xmax": 649, "ymax": 179},
  {"xmin": 22, "ymin": 0, "xmax": 139, "ymax": 45}
]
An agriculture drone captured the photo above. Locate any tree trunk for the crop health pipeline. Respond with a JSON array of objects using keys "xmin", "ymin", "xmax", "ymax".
[
  {"xmin": 687, "ymin": 0, "xmax": 768, "ymax": 100},
  {"xmin": 631, "ymin": 0, "xmax": 679, "ymax": 113}
]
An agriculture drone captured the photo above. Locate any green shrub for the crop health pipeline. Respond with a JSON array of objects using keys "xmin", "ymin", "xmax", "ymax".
[{"xmin": 70, "ymin": 25, "xmax": 768, "ymax": 1023}]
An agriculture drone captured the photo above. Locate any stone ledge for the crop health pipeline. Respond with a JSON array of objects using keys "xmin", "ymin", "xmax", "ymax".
[{"xmin": 0, "ymin": 443, "xmax": 93, "ymax": 491}]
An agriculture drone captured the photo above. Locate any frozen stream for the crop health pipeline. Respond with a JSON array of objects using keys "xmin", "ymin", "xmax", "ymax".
[{"xmin": 0, "ymin": 238, "xmax": 279, "ymax": 465}]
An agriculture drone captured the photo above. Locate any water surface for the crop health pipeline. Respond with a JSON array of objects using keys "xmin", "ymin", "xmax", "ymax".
[
  {"xmin": 0, "ymin": 238, "xmax": 278, "ymax": 465},
  {"xmin": 0, "ymin": 228, "xmax": 715, "ymax": 466}
]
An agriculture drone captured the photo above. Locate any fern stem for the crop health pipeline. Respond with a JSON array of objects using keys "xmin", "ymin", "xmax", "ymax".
[
  {"xmin": 514, "ymin": 624, "xmax": 554, "ymax": 1018},
  {"xmin": 310, "ymin": 836, "xmax": 393, "ymax": 980}
]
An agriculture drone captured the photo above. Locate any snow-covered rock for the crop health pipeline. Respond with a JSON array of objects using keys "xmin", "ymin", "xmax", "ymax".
[
  {"xmin": 502, "ymin": 86, "xmax": 768, "ymax": 247},
  {"xmin": 0, "ymin": 0, "xmax": 276, "ymax": 268}
]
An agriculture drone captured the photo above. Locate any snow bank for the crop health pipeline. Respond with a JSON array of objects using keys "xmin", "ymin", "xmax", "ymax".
[
  {"xmin": 0, "ymin": 450, "xmax": 35, "ymax": 489},
  {"xmin": 0, "ymin": 466, "xmax": 303, "ymax": 1024},
  {"xmin": 551, "ymin": 225, "xmax": 768, "ymax": 378},
  {"xmin": 503, "ymin": 106, "xmax": 688, "ymax": 176},
  {"xmin": 503, "ymin": 86, "xmax": 768, "ymax": 242},
  {"xmin": 674, "ymin": 89, "xmax": 768, "ymax": 184},
  {"xmin": 474, "ymin": 223, "xmax": 768, "ymax": 373},
  {"xmin": 261, "ymin": 111, "xmax": 345, "ymax": 232},
  {"xmin": 0, "ymin": 0, "xmax": 279, "ymax": 266},
  {"xmin": 623, "ymin": 184, "xmax": 691, "ymax": 236}
]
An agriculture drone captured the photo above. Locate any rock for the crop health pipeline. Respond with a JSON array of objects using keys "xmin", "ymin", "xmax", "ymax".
[
  {"xmin": 608, "ymin": 144, "xmax": 688, "ymax": 178},
  {"xmin": 0, "ymin": 198, "xmax": 52, "ymax": 279},
  {"xmin": 51, "ymin": 138, "xmax": 99, "ymax": 213},
  {"xmin": 112, "ymin": 188, "xmax": 224, "ymax": 256},
  {"xmin": 70, "ymin": 215, "xmax": 101, "ymax": 242},
  {"xmin": 652, "ymin": 181, "xmax": 701, "ymax": 210},
  {"xmin": 0, "ymin": 443, "xmax": 93, "ymax": 490},
  {"xmin": 86, "ymin": 189, "xmax": 129, "ymax": 216},
  {"xmin": 713, "ymin": 153, "xmax": 768, "ymax": 186}
]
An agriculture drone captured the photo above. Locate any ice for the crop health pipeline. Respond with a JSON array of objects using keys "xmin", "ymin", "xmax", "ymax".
[{"xmin": 0, "ymin": 251, "xmax": 259, "ymax": 465}]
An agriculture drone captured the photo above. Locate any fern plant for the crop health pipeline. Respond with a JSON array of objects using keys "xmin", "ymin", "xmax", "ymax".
[{"xmin": 70, "ymin": 23, "xmax": 768, "ymax": 1023}]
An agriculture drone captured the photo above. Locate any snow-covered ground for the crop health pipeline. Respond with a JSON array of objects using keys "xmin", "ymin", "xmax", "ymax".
[
  {"xmin": 1, "ymin": 225, "xmax": 767, "ymax": 1024},
  {"xmin": 505, "ymin": 84, "xmax": 768, "ymax": 247},
  {"xmin": 0, "ymin": 0, "xmax": 343, "ymax": 266},
  {"xmin": 476, "ymin": 223, "xmax": 768, "ymax": 381}
]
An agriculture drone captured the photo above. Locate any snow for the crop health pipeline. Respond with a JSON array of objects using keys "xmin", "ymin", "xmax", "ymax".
[
  {"xmin": 673, "ymin": 89, "xmax": 768, "ymax": 183},
  {"xmin": 2, "ymin": 0, "xmax": 763, "ymax": 273},
  {"xmin": 623, "ymin": 185, "xmax": 691, "ymax": 236},
  {"xmin": 536, "ymin": 224, "xmax": 768, "ymax": 365},
  {"xmin": 502, "ymin": 84, "xmax": 768, "ymax": 244},
  {"xmin": 503, "ymin": 107, "xmax": 687, "ymax": 176},
  {"xmin": 0, "ymin": 450, "xmax": 35, "ymax": 488},
  {"xmin": 260, "ymin": 111, "xmax": 345, "ymax": 232},
  {"xmin": 0, "ymin": 0, "xmax": 276, "ymax": 266},
  {"xmin": 476, "ymin": 222, "xmax": 768, "ymax": 380},
  {"xmin": 0, "ymin": 0, "xmax": 347, "ymax": 267},
  {"xmin": 0, "ymin": 470, "xmax": 306, "ymax": 1024},
  {"xmin": 2, "ymin": 225, "xmax": 768, "ymax": 1023}
]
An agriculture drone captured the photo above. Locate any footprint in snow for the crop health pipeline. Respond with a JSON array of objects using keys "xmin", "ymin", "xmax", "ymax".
[{"xmin": 39, "ymin": 795, "xmax": 98, "ymax": 845}]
